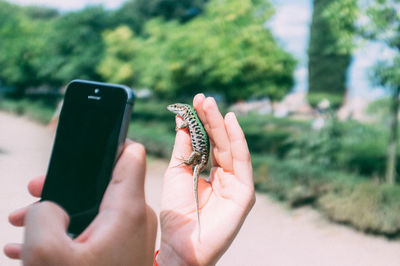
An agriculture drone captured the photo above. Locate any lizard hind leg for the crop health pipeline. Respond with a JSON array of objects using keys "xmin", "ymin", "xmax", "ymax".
[{"xmin": 171, "ymin": 151, "xmax": 201, "ymax": 168}]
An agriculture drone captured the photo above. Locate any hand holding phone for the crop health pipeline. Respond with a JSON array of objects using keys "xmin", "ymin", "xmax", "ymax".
[{"xmin": 5, "ymin": 141, "xmax": 158, "ymax": 265}]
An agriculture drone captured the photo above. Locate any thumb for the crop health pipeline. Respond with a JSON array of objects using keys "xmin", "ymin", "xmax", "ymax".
[
  {"xmin": 99, "ymin": 141, "xmax": 147, "ymax": 212},
  {"xmin": 166, "ymin": 116, "xmax": 193, "ymax": 175},
  {"xmin": 22, "ymin": 201, "xmax": 73, "ymax": 263}
]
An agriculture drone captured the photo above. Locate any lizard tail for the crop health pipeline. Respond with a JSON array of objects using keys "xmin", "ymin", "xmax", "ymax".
[{"xmin": 193, "ymin": 165, "xmax": 201, "ymax": 240}]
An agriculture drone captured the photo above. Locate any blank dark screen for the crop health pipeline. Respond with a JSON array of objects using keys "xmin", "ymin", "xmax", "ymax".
[{"xmin": 41, "ymin": 85, "xmax": 126, "ymax": 234}]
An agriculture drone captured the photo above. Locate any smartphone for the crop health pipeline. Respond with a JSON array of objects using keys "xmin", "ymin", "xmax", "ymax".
[{"xmin": 41, "ymin": 80, "xmax": 134, "ymax": 237}]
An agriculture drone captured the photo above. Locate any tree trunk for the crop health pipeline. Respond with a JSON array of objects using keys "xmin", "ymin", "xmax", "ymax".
[{"xmin": 385, "ymin": 86, "xmax": 400, "ymax": 184}]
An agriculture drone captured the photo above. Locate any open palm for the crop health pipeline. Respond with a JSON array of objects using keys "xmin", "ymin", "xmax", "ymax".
[{"xmin": 158, "ymin": 94, "xmax": 255, "ymax": 266}]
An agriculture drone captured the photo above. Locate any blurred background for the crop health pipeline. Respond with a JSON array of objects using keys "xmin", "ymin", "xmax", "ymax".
[{"xmin": 1, "ymin": 0, "xmax": 400, "ymax": 265}]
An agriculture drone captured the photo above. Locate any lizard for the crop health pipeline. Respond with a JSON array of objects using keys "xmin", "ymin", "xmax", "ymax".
[{"xmin": 167, "ymin": 103, "xmax": 210, "ymax": 236}]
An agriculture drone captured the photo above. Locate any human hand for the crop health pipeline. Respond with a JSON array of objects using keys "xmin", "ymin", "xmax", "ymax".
[
  {"xmin": 158, "ymin": 94, "xmax": 255, "ymax": 265},
  {"xmin": 4, "ymin": 141, "xmax": 157, "ymax": 266}
]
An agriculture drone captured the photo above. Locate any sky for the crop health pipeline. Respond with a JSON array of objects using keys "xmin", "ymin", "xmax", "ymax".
[{"xmin": 7, "ymin": 0, "xmax": 393, "ymax": 99}]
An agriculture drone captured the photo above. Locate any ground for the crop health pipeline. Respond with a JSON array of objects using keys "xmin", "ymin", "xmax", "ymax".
[{"xmin": 1, "ymin": 111, "xmax": 399, "ymax": 266}]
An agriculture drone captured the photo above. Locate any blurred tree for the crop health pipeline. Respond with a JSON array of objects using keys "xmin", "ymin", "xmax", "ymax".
[
  {"xmin": 111, "ymin": 0, "xmax": 208, "ymax": 33},
  {"xmin": 37, "ymin": 6, "xmax": 109, "ymax": 88},
  {"xmin": 374, "ymin": 58, "xmax": 400, "ymax": 184},
  {"xmin": 324, "ymin": 0, "xmax": 400, "ymax": 184},
  {"xmin": 97, "ymin": 26, "xmax": 142, "ymax": 85},
  {"xmin": 0, "ymin": 1, "xmax": 54, "ymax": 97},
  {"xmin": 0, "ymin": 4, "xmax": 110, "ymax": 94},
  {"xmin": 308, "ymin": 0, "xmax": 354, "ymax": 102},
  {"xmin": 364, "ymin": 0, "xmax": 400, "ymax": 184},
  {"xmin": 111, "ymin": 0, "xmax": 296, "ymax": 102},
  {"xmin": 22, "ymin": 5, "xmax": 59, "ymax": 19}
]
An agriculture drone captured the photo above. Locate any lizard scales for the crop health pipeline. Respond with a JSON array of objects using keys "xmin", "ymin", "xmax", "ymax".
[{"xmin": 167, "ymin": 103, "xmax": 210, "ymax": 235}]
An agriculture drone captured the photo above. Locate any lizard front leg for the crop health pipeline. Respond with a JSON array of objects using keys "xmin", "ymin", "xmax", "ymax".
[{"xmin": 175, "ymin": 115, "xmax": 188, "ymax": 131}]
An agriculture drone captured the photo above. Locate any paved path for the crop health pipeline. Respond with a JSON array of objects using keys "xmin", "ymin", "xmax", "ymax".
[{"xmin": 1, "ymin": 111, "xmax": 400, "ymax": 266}]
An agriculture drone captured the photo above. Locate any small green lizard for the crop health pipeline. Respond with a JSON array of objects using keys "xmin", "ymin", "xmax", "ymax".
[{"xmin": 167, "ymin": 103, "xmax": 210, "ymax": 235}]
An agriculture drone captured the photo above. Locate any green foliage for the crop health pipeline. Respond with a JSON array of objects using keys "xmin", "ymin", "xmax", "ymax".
[
  {"xmin": 112, "ymin": 0, "xmax": 208, "ymax": 33},
  {"xmin": 22, "ymin": 5, "xmax": 59, "ymax": 19},
  {"xmin": 318, "ymin": 183, "xmax": 400, "ymax": 235},
  {"xmin": 286, "ymin": 114, "xmax": 397, "ymax": 178},
  {"xmin": 307, "ymin": 92, "xmax": 344, "ymax": 109},
  {"xmin": 254, "ymin": 154, "xmax": 400, "ymax": 236},
  {"xmin": 373, "ymin": 57, "xmax": 400, "ymax": 90},
  {"xmin": 0, "ymin": 97, "xmax": 56, "ymax": 124},
  {"xmin": 120, "ymin": 0, "xmax": 296, "ymax": 102},
  {"xmin": 0, "ymin": 1, "xmax": 55, "ymax": 96},
  {"xmin": 238, "ymin": 114, "xmax": 309, "ymax": 156},
  {"xmin": 362, "ymin": 0, "xmax": 400, "ymax": 48},
  {"xmin": 252, "ymin": 155, "xmax": 362, "ymax": 205},
  {"xmin": 308, "ymin": 0, "xmax": 352, "ymax": 96},
  {"xmin": 128, "ymin": 99, "xmax": 176, "ymax": 157},
  {"xmin": 322, "ymin": 0, "xmax": 358, "ymax": 54},
  {"xmin": 0, "ymin": 3, "xmax": 110, "ymax": 95},
  {"xmin": 287, "ymin": 115, "xmax": 343, "ymax": 168},
  {"xmin": 97, "ymin": 26, "xmax": 141, "ymax": 85},
  {"xmin": 38, "ymin": 6, "xmax": 109, "ymax": 87},
  {"xmin": 0, "ymin": 0, "xmax": 296, "ymax": 102}
]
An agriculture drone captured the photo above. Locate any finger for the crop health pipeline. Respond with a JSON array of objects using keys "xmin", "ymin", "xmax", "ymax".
[
  {"xmin": 4, "ymin": 243, "xmax": 21, "ymax": 259},
  {"xmin": 22, "ymin": 202, "xmax": 72, "ymax": 263},
  {"xmin": 194, "ymin": 94, "xmax": 218, "ymax": 166},
  {"xmin": 100, "ymin": 141, "xmax": 147, "ymax": 212},
  {"xmin": 23, "ymin": 202, "xmax": 71, "ymax": 255},
  {"xmin": 167, "ymin": 116, "xmax": 193, "ymax": 173},
  {"xmin": 28, "ymin": 175, "xmax": 45, "ymax": 197},
  {"xmin": 9, "ymin": 204, "xmax": 34, "ymax": 227},
  {"xmin": 10, "ymin": 176, "xmax": 47, "ymax": 227},
  {"xmin": 10, "ymin": 176, "xmax": 46, "ymax": 227},
  {"xmin": 193, "ymin": 93, "xmax": 208, "ymax": 131},
  {"xmin": 224, "ymin": 112, "xmax": 253, "ymax": 186},
  {"xmin": 202, "ymin": 97, "xmax": 233, "ymax": 172}
]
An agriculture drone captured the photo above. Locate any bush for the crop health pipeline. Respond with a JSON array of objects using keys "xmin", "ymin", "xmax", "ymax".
[
  {"xmin": 318, "ymin": 183, "xmax": 400, "ymax": 236},
  {"xmin": 0, "ymin": 97, "xmax": 55, "ymax": 124},
  {"xmin": 128, "ymin": 120, "xmax": 175, "ymax": 158},
  {"xmin": 252, "ymin": 155, "xmax": 359, "ymax": 206},
  {"xmin": 307, "ymin": 92, "xmax": 343, "ymax": 109},
  {"xmin": 239, "ymin": 114, "xmax": 309, "ymax": 157},
  {"xmin": 253, "ymin": 154, "xmax": 400, "ymax": 236}
]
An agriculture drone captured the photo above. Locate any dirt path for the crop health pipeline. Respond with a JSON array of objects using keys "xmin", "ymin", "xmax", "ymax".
[{"xmin": 1, "ymin": 111, "xmax": 399, "ymax": 266}]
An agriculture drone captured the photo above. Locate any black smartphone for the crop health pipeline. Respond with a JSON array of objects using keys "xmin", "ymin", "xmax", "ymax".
[{"xmin": 41, "ymin": 80, "xmax": 134, "ymax": 237}]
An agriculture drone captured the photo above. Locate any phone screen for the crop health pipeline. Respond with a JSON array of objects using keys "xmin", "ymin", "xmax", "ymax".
[{"xmin": 41, "ymin": 81, "xmax": 131, "ymax": 235}]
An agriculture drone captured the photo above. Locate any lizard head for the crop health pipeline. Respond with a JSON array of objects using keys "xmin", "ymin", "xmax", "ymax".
[{"xmin": 167, "ymin": 103, "xmax": 190, "ymax": 117}]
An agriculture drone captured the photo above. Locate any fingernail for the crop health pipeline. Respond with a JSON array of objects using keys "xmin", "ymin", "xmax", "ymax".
[
  {"xmin": 225, "ymin": 112, "xmax": 238, "ymax": 123},
  {"xmin": 195, "ymin": 93, "xmax": 205, "ymax": 99},
  {"xmin": 226, "ymin": 112, "xmax": 235, "ymax": 117},
  {"xmin": 204, "ymin": 97, "xmax": 216, "ymax": 108}
]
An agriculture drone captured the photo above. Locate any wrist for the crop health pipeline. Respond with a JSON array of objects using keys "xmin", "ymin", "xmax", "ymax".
[{"xmin": 156, "ymin": 243, "xmax": 187, "ymax": 266}]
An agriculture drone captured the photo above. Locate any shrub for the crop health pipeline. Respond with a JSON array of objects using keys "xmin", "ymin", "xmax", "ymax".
[
  {"xmin": 0, "ymin": 97, "xmax": 55, "ymax": 124},
  {"xmin": 253, "ymin": 154, "xmax": 400, "ymax": 236},
  {"xmin": 307, "ymin": 92, "xmax": 343, "ymax": 109},
  {"xmin": 318, "ymin": 183, "xmax": 400, "ymax": 236},
  {"xmin": 239, "ymin": 114, "xmax": 309, "ymax": 157}
]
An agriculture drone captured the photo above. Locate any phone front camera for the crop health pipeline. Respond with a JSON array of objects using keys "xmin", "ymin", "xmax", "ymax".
[{"xmin": 94, "ymin": 88, "xmax": 100, "ymax": 94}]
